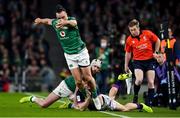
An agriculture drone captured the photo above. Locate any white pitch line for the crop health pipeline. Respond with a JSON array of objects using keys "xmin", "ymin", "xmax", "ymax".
[
  {"xmin": 100, "ymin": 111, "xmax": 131, "ymax": 118},
  {"xmin": 23, "ymin": 92, "xmax": 131, "ymax": 118}
]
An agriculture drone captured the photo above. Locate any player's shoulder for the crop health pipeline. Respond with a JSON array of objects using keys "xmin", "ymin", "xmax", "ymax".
[
  {"xmin": 66, "ymin": 75, "xmax": 74, "ymax": 80},
  {"xmin": 68, "ymin": 17, "xmax": 76, "ymax": 20},
  {"xmin": 142, "ymin": 29, "xmax": 154, "ymax": 35},
  {"xmin": 51, "ymin": 18, "xmax": 58, "ymax": 25},
  {"xmin": 126, "ymin": 35, "xmax": 132, "ymax": 43},
  {"xmin": 52, "ymin": 18, "xmax": 58, "ymax": 22}
]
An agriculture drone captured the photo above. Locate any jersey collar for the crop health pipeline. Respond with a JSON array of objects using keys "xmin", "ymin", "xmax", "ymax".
[{"xmin": 130, "ymin": 30, "xmax": 143, "ymax": 40}]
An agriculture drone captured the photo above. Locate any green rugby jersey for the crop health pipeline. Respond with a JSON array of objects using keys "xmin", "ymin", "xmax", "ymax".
[
  {"xmin": 52, "ymin": 17, "xmax": 85, "ymax": 54},
  {"xmin": 64, "ymin": 75, "xmax": 97, "ymax": 96},
  {"xmin": 64, "ymin": 76, "xmax": 76, "ymax": 92}
]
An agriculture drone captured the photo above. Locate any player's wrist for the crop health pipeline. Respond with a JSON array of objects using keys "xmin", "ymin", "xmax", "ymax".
[
  {"xmin": 65, "ymin": 20, "xmax": 70, "ymax": 25},
  {"xmin": 124, "ymin": 63, "xmax": 128, "ymax": 67}
]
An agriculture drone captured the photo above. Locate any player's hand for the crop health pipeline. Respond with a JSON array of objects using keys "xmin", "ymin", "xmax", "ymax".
[
  {"xmin": 153, "ymin": 52, "xmax": 159, "ymax": 59},
  {"xmin": 56, "ymin": 19, "xmax": 67, "ymax": 28},
  {"xmin": 153, "ymin": 53, "xmax": 164, "ymax": 65},
  {"xmin": 124, "ymin": 65, "xmax": 130, "ymax": 73},
  {"xmin": 34, "ymin": 18, "xmax": 41, "ymax": 25},
  {"xmin": 86, "ymin": 89, "xmax": 91, "ymax": 98}
]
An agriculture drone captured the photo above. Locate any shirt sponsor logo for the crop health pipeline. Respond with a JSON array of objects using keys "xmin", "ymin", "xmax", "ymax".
[
  {"xmin": 60, "ymin": 31, "xmax": 65, "ymax": 37},
  {"xmin": 136, "ymin": 43, "xmax": 148, "ymax": 50},
  {"xmin": 69, "ymin": 64, "xmax": 73, "ymax": 68}
]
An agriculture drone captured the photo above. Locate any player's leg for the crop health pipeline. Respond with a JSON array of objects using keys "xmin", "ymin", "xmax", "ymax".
[
  {"xmin": 123, "ymin": 103, "xmax": 138, "ymax": 111},
  {"xmin": 133, "ymin": 69, "xmax": 144, "ymax": 103},
  {"xmin": 112, "ymin": 100, "xmax": 128, "ymax": 111},
  {"xmin": 109, "ymin": 80, "xmax": 122, "ymax": 99},
  {"xmin": 70, "ymin": 68, "xmax": 85, "ymax": 93},
  {"xmin": 104, "ymin": 94, "xmax": 153, "ymax": 112},
  {"xmin": 81, "ymin": 66, "xmax": 101, "ymax": 110},
  {"xmin": 36, "ymin": 79, "xmax": 74, "ymax": 108},
  {"xmin": 109, "ymin": 87, "xmax": 118, "ymax": 100},
  {"xmin": 124, "ymin": 102, "xmax": 153, "ymax": 112},
  {"xmin": 20, "ymin": 80, "xmax": 73, "ymax": 108},
  {"xmin": 78, "ymin": 48, "xmax": 101, "ymax": 110},
  {"xmin": 146, "ymin": 70, "xmax": 155, "ymax": 106},
  {"xmin": 77, "ymin": 49, "xmax": 97, "ymax": 94},
  {"xmin": 34, "ymin": 92, "xmax": 60, "ymax": 108},
  {"xmin": 102, "ymin": 94, "xmax": 127, "ymax": 111},
  {"xmin": 19, "ymin": 92, "xmax": 60, "ymax": 108},
  {"xmin": 64, "ymin": 52, "xmax": 86, "ymax": 96}
]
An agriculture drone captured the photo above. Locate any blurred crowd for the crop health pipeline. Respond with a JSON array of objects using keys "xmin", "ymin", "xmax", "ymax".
[
  {"xmin": 0, "ymin": 0, "xmax": 180, "ymax": 94},
  {"xmin": 0, "ymin": 0, "xmax": 53, "ymax": 92}
]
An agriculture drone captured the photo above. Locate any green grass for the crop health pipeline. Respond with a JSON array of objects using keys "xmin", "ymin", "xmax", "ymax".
[{"xmin": 0, "ymin": 92, "xmax": 180, "ymax": 117}]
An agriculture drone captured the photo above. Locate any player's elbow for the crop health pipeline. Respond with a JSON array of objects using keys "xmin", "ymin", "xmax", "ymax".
[
  {"xmin": 70, "ymin": 20, "xmax": 77, "ymax": 27},
  {"xmin": 156, "ymin": 38, "xmax": 161, "ymax": 46}
]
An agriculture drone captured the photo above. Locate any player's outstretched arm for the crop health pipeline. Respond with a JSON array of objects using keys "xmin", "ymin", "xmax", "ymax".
[
  {"xmin": 56, "ymin": 19, "xmax": 77, "ymax": 28},
  {"xmin": 154, "ymin": 38, "xmax": 161, "ymax": 54},
  {"xmin": 124, "ymin": 52, "xmax": 131, "ymax": 73},
  {"xmin": 34, "ymin": 18, "xmax": 53, "ymax": 25}
]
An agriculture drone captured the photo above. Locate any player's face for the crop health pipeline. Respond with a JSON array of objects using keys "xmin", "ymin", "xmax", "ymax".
[
  {"xmin": 91, "ymin": 65, "xmax": 100, "ymax": 74},
  {"xmin": 129, "ymin": 25, "xmax": 140, "ymax": 37},
  {"xmin": 56, "ymin": 11, "xmax": 68, "ymax": 20}
]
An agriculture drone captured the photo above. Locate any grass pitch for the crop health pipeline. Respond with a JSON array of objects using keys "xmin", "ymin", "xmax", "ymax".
[{"xmin": 0, "ymin": 92, "xmax": 180, "ymax": 117}]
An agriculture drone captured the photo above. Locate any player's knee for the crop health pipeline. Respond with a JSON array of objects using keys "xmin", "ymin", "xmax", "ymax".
[
  {"xmin": 123, "ymin": 103, "xmax": 134, "ymax": 112},
  {"xmin": 76, "ymin": 80, "xmax": 83, "ymax": 88},
  {"xmin": 84, "ymin": 74, "xmax": 93, "ymax": 81},
  {"xmin": 148, "ymin": 82, "xmax": 154, "ymax": 88},
  {"xmin": 41, "ymin": 103, "xmax": 49, "ymax": 108},
  {"xmin": 121, "ymin": 107, "xmax": 129, "ymax": 112},
  {"xmin": 135, "ymin": 79, "xmax": 143, "ymax": 85},
  {"xmin": 122, "ymin": 109, "xmax": 129, "ymax": 112},
  {"xmin": 86, "ymin": 76, "xmax": 96, "ymax": 85}
]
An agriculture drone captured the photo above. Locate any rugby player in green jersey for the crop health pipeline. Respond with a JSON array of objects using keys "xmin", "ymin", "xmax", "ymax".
[
  {"xmin": 33, "ymin": 4, "xmax": 101, "ymax": 110},
  {"xmin": 19, "ymin": 59, "xmax": 102, "ymax": 108}
]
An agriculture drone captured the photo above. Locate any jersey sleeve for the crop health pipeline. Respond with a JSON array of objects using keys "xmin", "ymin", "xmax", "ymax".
[
  {"xmin": 68, "ymin": 17, "xmax": 78, "ymax": 28},
  {"xmin": 68, "ymin": 17, "xmax": 76, "ymax": 20},
  {"xmin": 51, "ymin": 19, "xmax": 57, "ymax": 29},
  {"xmin": 125, "ymin": 37, "xmax": 132, "ymax": 52}
]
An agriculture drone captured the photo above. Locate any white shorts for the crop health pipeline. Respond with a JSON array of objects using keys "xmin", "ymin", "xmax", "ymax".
[
  {"xmin": 53, "ymin": 80, "xmax": 74, "ymax": 99},
  {"xmin": 100, "ymin": 94, "xmax": 118, "ymax": 110},
  {"xmin": 64, "ymin": 48, "xmax": 90, "ymax": 70}
]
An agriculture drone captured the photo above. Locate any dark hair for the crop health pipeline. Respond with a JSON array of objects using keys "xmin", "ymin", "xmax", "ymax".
[
  {"xmin": 56, "ymin": 4, "xmax": 66, "ymax": 13},
  {"xmin": 128, "ymin": 19, "xmax": 139, "ymax": 28}
]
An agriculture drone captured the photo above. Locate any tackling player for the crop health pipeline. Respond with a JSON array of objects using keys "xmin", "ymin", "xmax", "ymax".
[{"xmin": 19, "ymin": 59, "xmax": 102, "ymax": 108}]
